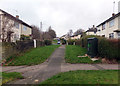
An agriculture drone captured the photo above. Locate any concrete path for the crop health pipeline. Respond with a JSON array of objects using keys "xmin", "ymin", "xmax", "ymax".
[
  {"xmin": 6, "ymin": 45, "xmax": 65, "ymax": 84},
  {"xmin": 1, "ymin": 45, "xmax": 120, "ymax": 84}
]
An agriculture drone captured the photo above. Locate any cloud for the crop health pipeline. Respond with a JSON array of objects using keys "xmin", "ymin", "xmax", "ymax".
[{"xmin": 0, "ymin": 0, "xmax": 120, "ymax": 36}]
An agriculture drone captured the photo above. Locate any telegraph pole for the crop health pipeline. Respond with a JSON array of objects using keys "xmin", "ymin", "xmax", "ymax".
[
  {"xmin": 40, "ymin": 22, "xmax": 42, "ymax": 30},
  {"xmin": 113, "ymin": 1, "xmax": 115, "ymax": 13}
]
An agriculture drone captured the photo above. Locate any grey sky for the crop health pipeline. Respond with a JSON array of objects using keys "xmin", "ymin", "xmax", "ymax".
[{"xmin": 0, "ymin": 0, "xmax": 120, "ymax": 37}]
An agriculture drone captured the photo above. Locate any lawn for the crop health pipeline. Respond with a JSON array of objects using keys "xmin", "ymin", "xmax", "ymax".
[
  {"xmin": 65, "ymin": 45, "xmax": 101, "ymax": 64},
  {"xmin": 1, "ymin": 72, "xmax": 23, "ymax": 85},
  {"xmin": 52, "ymin": 39, "xmax": 58, "ymax": 44},
  {"xmin": 6, "ymin": 45, "xmax": 60, "ymax": 66},
  {"xmin": 40, "ymin": 70, "xmax": 119, "ymax": 84}
]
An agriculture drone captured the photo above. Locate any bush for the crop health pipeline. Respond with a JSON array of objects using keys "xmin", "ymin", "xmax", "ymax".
[
  {"xmin": 20, "ymin": 35, "xmax": 30, "ymax": 41},
  {"xmin": 75, "ymin": 35, "xmax": 120, "ymax": 60},
  {"xmin": 67, "ymin": 39, "xmax": 75, "ymax": 45},
  {"xmin": 44, "ymin": 40, "xmax": 52, "ymax": 45},
  {"xmin": 61, "ymin": 39, "xmax": 66, "ymax": 44},
  {"xmin": 36, "ymin": 40, "xmax": 45, "ymax": 47},
  {"xmin": 98, "ymin": 39, "xmax": 120, "ymax": 60}
]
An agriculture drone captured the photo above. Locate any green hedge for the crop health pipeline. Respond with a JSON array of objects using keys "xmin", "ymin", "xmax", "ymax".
[
  {"xmin": 44, "ymin": 40, "xmax": 52, "ymax": 45},
  {"xmin": 67, "ymin": 39, "xmax": 75, "ymax": 45},
  {"xmin": 98, "ymin": 39, "xmax": 120, "ymax": 60},
  {"xmin": 75, "ymin": 35, "xmax": 120, "ymax": 60}
]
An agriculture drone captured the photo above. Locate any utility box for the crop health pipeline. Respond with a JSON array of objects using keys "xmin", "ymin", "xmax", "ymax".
[{"xmin": 87, "ymin": 37, "xmax": 98, "ymax": 58}]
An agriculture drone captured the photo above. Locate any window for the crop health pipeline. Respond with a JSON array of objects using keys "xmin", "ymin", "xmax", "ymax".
[
  {"xmin": 109, "ymin": 33, "xmax": 114, "ymax": 39},
  {"xmin": 23, "ymin": 25, "xmax": 27, "ymax": 31},
  {"xmin": 14, "ymin": 22, "xmax": 19, "ymax": 29},
  {"xmin": 102, "ymin": 35, "xmax": 105, "ymax": 37},
  {"xmin": 109, "ymin": 19, "xmax": 114, "ymax": 27},
  {"xmin": 102, "ymin": 24, "xmax": 105, "ymax": 30},
  {"xmin": 118, "ymin": 32, "xmax": 120, "ymax": 39}
]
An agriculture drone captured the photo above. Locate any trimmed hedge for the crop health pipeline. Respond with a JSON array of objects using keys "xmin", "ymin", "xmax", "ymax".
[
  {"xmin": 98, "ymin": 39, "xmax": 120, "ymax": 60},
  {"xmin": 2, "ymin": 40, "xmax": 46, "ymax": 60},
  {"xmin": 75, "ymin": 35, "xmax": 120, "ymax": 60},
  {"xmin": 67, "ymin": 39, "xmax": 75, "ymax": 45},
  {"xmin": 44, "ymin": 40, "xmax": 52, "ymax": 45}
]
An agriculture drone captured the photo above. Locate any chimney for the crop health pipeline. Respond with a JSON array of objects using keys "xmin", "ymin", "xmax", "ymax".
[
  {"xmin": 112, "ymin": 13, "xmax": 115, "ymax": 16},
  {"xmin": 16, "ymin": 15, "xmax": 19, "ymax": 19}
]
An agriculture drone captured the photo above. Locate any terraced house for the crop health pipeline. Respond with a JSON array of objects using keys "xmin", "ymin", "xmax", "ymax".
[
  {"xmin": 96, "ymin": 12, "xmax": 120, "ymax": 39},
  {"xmin": 0, "ymin": 9, "xmax": 32, "ymax": 42}
]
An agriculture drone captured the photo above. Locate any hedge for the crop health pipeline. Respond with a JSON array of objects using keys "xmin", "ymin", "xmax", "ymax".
[
  {"xmin": 2, "ymin": 40, "xmax": 49, "ymax": 60},
  {"xmin": 74, "ymin": 35, "xmax": 120, "ymax": 60}
]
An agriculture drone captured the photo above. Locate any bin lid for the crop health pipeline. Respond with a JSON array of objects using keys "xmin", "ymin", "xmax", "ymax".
[{"xmin": 87, "ymin": 37, "xmax": 97, "ymax": 40}]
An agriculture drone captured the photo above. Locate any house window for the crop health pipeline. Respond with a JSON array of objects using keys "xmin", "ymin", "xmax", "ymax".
[
  {"xmin": 102, "ymin": 35, "xmax": 105, "ymax": 37},
  {"xmin": 118, "ymin": 32, "xmax": 120, "ymax": 39},
  {"xmin": 14, "ymin": 22, "xmax": 19, "ymax": 29},
  {"xmin": 109, "ymin": 19, "xmax": 114, "ymax": 27},
  {"xmin": 109, "ymin": 33, "xmax": 114, "ymax": 39},
  {"xmin": 102, "ymin": 24, "xmax": 105, "ymax": 30},
  {"xmin": 23, "ymin": 25, "xmax": 27, "ymax": 31}
]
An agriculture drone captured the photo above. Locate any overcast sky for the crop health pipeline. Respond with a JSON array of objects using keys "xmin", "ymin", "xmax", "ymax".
[{"xmin": 0, "ymin": 0, "xmax": 120, "ymax": 37}]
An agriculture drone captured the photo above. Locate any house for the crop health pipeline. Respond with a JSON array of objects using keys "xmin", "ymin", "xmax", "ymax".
[
  {"xmin": 0, "ymin": 9, "xmax": 32, "ymax": 42},
  {"xmin": 96, "ymin": 12, "xmax": 120, "ymax": 39},
  {"xmin": 70, "ymin": 34, "xmax": 82, "ymax": 40},
  {"xmin": 60, "ymin": 34, "xmax": 68, "ymax": 40},
  {"xmin": 86, "ymin": 25, "xmax": 97, "ymax": 35}
]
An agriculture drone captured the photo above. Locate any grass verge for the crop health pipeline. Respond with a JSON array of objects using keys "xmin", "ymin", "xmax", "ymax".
[
  {"xmin": 6, "ymin": 45, "xmax": 60, "ymax": 66},
  {"xmin": 40, "ymin": 70, "xmax": 119, "ymax": 84},
  {"xmin": 1, "ymin": 72, "xmax": 23, "ymax": 85},
  {"xmin": 65, "ymin": 45, "xmax": 101, "ymax": 64}
]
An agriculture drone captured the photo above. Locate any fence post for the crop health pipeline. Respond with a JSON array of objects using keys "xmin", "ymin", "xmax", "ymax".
[
  {"xmin": 34, "ymin": 39, "xmax": 37, "ymax": 48},
  {"xmin": 74, "ymin": 42, "xmax": 75, "ymax": 45},
  {"xmin": 67, "ymin": 42, "xmax": 68, "ymax": 45}
]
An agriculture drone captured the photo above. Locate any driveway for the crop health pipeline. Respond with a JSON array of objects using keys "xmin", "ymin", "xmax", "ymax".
[{"xmin": 1, "ymin": 45, "xmax": 120, "ymax": 84}]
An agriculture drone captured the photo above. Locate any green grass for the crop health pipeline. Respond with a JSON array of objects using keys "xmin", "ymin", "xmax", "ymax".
[
  {"xmin": 52, "ymin": 39, "xmax": 58, "ymax": 44},
  {"xmin": 1, "ymin": 72, "xmax": 23, "ymax": 85},
  {"xmin": 65, "ymin": 45, "xmax": 101, "ymax": 64},
  {"xmin": 40, "ymin": 70, "xmax": 119, "ymax": 84},
  {"xmin": 7, "ymin": 45, "xmax": 60, "ymax": 66}
]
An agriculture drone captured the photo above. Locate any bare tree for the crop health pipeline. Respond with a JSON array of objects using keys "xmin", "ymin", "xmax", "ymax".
[
  {"xmin": 1, "ymin": 14, "xmax": 15, "ymax": 42},
  {"xmin": 48, "ymin": 26, "xmax": 56, "ymax": 39},
  {"xmin": 67, "ymin": 29, "xmax": 73, "ymax": 38},
  {"xmin": 31, "ymin": 25, "xmax": 41, "ymax": 40},
  {"xmin": 74, "ymin": 29, "xmax": 85, "ymax": 35},
  {"xmin": 42, "ymin": 26, "xmax": 56, "ymax": 40}
]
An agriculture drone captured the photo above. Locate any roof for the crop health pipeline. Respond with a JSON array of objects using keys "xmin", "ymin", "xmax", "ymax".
[
  {"xmin": 86, "ymin": 28, "xmax": 97, "ymax": 33},
  {"xmin": 70, "ymin": 34, "xmax": 82, "ymax": 37},
  {"xmin": 97, "ymin": 12, "xmax": 120, "ymax": 27},
  {"xmin": 0, "ymin": 9, "xmax": 32, "ymax": 28}
]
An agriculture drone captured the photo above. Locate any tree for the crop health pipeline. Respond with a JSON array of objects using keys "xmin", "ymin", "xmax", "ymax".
[
  {"xmin": 74, "ymin": 29, "xmax": 85, "ymax": 35},
  {"xmin": 67, "ymin": 29, "xmax": 73, "ymax": 38},
  {"xmin": 1, "ymin": 14, "xmax": 15, "ymax": 42},
  {"xmin": 48, "ymin": 26, "xmax": 56, "ymax": 39},
  {"xmin": 31, "ymin": 25, "xmax": 43, "ymax": 40},
  {"xmin": 42, "ymin": 26, "xmax": 56, "ymax": 40}
]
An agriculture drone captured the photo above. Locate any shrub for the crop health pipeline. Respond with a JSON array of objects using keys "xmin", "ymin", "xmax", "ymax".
[
  {"xmin": 36, "ymin": 40, "xmax": 45, "ymax": 47},
  {"xmin": 98, "ymin": 39, "xmax": 120, "ymax": 60},
  {"xmin": 44, "ymin": 40, "xmax": 52, "ymax": 45},
  {"xmin": 61, "ymin": 39, "xmax": 66, "ymax": 44},
  {"xmin": 20, "ymin": 35, "xmax": 30, "ymax": 41},
  {"xmin": 74, "ymin": 35, "xmax": 120, "ymax": 60},
  {"xmin": 67, "ymin": 39, "xmax": 75, "ymax": 45}
]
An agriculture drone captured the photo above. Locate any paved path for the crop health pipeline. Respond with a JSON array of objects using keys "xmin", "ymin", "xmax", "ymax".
[{"xmin": 1, "ymin": 45, "xmax": 120, "ymax": 84}]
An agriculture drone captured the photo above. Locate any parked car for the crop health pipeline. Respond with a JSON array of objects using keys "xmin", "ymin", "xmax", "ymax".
[{"xmin": 57, "ymin": 41, "xmax": 61, "ymax": 44}]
